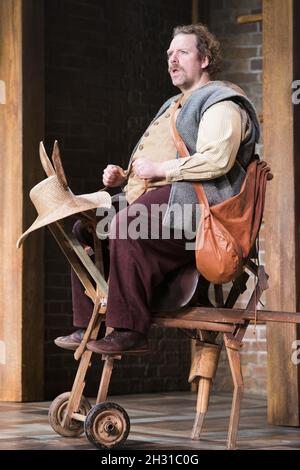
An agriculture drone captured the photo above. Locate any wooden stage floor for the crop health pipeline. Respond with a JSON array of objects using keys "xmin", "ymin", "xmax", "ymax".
[{"xmin": 0, "ymin": 392, "xmax": 299, "ymax": 450}]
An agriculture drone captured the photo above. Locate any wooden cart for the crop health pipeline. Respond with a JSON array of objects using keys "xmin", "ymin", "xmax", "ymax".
[{"xmin": 47, "ymin": 216, "xmax": 300, "ymax": 450}]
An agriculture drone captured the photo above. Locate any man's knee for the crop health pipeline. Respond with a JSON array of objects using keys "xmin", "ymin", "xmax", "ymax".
[{"xmin": 72, "ymin": 219, "xmax": 94, "ymax": 246}]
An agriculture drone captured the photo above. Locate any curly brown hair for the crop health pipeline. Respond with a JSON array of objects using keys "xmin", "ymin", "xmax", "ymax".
[{"xmin": 173, "ymin": 23, "xmax": 222, "ymax": 77}]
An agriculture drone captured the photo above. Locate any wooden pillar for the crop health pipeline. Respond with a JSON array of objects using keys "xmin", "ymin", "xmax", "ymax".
[
  {"xmin": 263, "ymin": 0, "xmax": 300, "ymax": 425},
  {"xmin": 192, "ymin": 0, "xmax": 210, "ymax": 25},
  {"xmin": 0, "ymin": 0, "xmax": 44, "ymax": 401},
  {"xmin": 192, "ymin": 0, "xmax": 198, "ymax": 23}
]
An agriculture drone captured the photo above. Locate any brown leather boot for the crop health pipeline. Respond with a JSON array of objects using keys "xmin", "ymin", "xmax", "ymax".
[
  {"xmin": 87, "ymin": 329, "xmax": 149, "ymax": 355},
  {"xmin": 54, "ymin": 329, "xmax": 85, "ymax": 351}
]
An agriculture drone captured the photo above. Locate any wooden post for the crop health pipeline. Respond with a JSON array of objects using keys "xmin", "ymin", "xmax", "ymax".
[
  {"xmin": 192, "ymin": 0, "xmax": 198, "ymax": 23},
  {"xmin": 192, "ymin": 0, "xmax": 210, "ymax": 25},
  {"xmin": 263, "ymin": 0, "xmax": 300, "ymax": 425},
  {"xmin": 0, "ymin": 0, "xmax": 44, "ymax": 400}
]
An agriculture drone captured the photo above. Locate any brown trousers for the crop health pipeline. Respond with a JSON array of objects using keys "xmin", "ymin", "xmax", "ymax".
[{"xmin": 72, "ymin": 185, "xmax": 196, "ymax": 334}]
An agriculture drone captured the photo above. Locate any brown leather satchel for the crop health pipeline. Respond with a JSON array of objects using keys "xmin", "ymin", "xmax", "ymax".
[{"xmin": 170, "ymin": 99, "xmax": 272, "ymax": 284}]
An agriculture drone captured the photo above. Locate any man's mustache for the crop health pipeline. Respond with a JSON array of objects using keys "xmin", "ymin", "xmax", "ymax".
[{"xmin": 168, "ymin": 66, "xmax": 184, "ymax": 73}]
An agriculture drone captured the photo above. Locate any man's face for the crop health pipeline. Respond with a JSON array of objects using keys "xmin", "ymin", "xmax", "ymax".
[{"xmin": 167, "ymin": 33, "xmax": 208, "ymax": 91}]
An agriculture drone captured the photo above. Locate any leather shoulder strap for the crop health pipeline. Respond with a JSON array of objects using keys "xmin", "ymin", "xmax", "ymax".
[{"xmin": 170, "ymin": 99, "xmax": 209, "ymax": 208}]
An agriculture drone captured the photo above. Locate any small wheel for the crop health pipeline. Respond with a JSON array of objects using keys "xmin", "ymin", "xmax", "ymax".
[
  {"xmin": 84, "ymin": 402, "xmax": 130, "ymax": 449},
  {"xmin": 48, "ymin": 391, "xmax": 91, "ymax": 437}
]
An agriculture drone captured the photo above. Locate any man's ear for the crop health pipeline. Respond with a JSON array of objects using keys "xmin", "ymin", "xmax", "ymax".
[{"xmin": 201, "ymin": 56, "xmax": 209, "ymax": 70}]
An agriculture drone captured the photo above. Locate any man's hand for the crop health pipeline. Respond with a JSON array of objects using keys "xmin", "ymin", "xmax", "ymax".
[
  {"xmin": 132, "ymin": 158, "xmax": 166, "ymax": 179},
  {"xmin": 102, "ymin": 165, "xmax": 127, "ymax": 187}
]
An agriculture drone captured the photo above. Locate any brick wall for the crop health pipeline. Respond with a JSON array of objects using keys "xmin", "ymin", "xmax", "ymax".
[
  {"xmin": 207, "ymin": 0, "xmax": 267, "ymax": 396},
  {"xmin": 44, "ymin": 0, "xmax": 192, "ymax": 399}
]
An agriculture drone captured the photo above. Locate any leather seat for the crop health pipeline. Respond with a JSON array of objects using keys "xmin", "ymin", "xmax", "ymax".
[{"xmin": 150, "ymin": 265, "xmax": 199, "ymax": 312}]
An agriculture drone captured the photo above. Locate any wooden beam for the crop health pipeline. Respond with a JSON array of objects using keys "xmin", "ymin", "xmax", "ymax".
[
  {"xmin": 0, "ymin": 0, "xmax": 22, "ymax": 401},
  {"xmin": 237, "ymin": 14, "xmax": 263, "ymax": 24},
  {"xmin": 192, "ymin": 0, "xmax": 210, "ymax": 25},
  {"xmin": 263, "ymin": 0, "xmax": 300, "ymax": 425},
  {"xmin": 0, "ymin": 0, "xmax": 44, "ymax": 401},
  {"xmin": 154, "ymin": 307, "xmax": 300, "ymax": 325},
  {"xmin": 192, "ymin": 0, "xmax": 198, "ymax": 24}
]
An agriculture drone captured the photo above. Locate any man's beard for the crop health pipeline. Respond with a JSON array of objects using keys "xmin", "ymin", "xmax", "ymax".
[{"xmin": 170, "ymin": 71, "xmax": 192, "ymax": 90}]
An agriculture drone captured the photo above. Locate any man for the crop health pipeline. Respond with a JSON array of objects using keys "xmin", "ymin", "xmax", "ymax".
[{"xmin": 55, "ymin": 23, "xmax": 260, "ymax": 354}]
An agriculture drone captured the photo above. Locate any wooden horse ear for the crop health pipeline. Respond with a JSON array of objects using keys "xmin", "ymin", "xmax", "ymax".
[
  {"xmin": 52, "ymin": 140, "xmax": 68, "ymax": 190},
  {"xmin": 39, "ymin": 141, "xmax": 55, "ymax": 177}
]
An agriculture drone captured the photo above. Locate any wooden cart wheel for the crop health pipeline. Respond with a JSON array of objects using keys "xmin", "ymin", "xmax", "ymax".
[
  {"xmin": 84, "ymin": 402, "xmax": 130, "ymax": 449},
  {"xmin": 48, "ymin": 391, "xmax": 91, "ymax": 437}
]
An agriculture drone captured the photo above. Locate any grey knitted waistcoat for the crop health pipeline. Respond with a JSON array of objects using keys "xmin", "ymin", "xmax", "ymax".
[{"xmin": 129, "ymin": 81, "xmax": 260, "ymax": 233}]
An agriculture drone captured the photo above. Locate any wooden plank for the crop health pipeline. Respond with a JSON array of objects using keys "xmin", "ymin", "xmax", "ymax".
[
  {"xmin": 225, "ymin": 345, "xmax": 244, "ymax": 450},
  {"xmin": 0, "ymin": 0, "xmax": 22, "ymax": 401},
  {"xmin": 68, "ymin": 231, "xmax": 108, "ymax": 295},
  {"xmin": 96, "ymin": 356, "xmax": 115, "ymax": 403},
  {"xmin": 193, "ymin": 0, "xmax": 210, "ymax": 25},
  {"xmin": 154, "ymin": 317, "xmax": 235, "ymax": 332},
  {"xmin": 237, "ymin": 14, "xmax": 263, "ymax": 24},
  {"xmin": 57, "ymin": 226, "xmax": 108, "ymax": 296},
  {"xmin": 0, "ymin": 0, "xmax": 44, "ymax": 401},
  {"xmin": 191, "ymin": 0, "xmax": 198, "ymax": 24},
  {"xmin": 61, "ymin": 349, "xmax": 93, "ymax": 429},
  {"xmin": 154, "ymin": 306, "xmax": 300, "ymax": 325},
  {"xmin": 49, "ymin": 224, "xmax": 97, "ymax": 303},
  {"xmin": 263, "ymin": 0, "xmax": 300, "ymax": 425}
]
